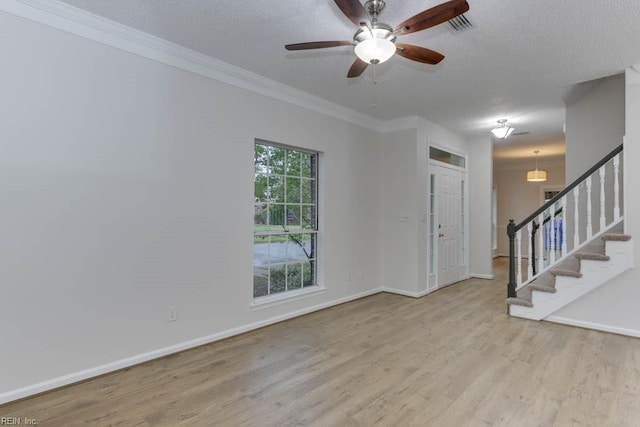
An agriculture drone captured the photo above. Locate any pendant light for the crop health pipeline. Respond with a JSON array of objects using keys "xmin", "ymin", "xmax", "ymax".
[{"xmin": 527, "ymin": 150, "xmax": 547, "ymax": 182}]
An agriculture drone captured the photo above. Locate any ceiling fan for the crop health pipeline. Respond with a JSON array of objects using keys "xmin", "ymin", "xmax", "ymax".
[{"xmin": 285, "ymin": 0, "xmax": 470, "ymax": 78}]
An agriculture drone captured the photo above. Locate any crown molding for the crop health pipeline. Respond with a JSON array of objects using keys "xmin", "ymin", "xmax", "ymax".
[
  {"xmin": 3, "ymin": 0, "xmax": 403, "ymax": 132},
  {"xmin": 374, "ymin": 116, "xmax": 421, "ymax": 134}
]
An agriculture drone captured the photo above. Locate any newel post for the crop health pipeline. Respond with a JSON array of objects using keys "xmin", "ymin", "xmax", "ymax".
[{"xmin": 507, "ymin": 220, "xmax": 517, "ymax": 299}]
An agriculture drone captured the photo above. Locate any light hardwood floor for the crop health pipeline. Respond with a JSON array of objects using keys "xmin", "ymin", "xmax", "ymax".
[{"xmin": 3, "ymin": 258, "xmax": 640, "ymax": 426}]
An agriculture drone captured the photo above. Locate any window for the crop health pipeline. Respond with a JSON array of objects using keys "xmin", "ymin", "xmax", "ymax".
[
  {"xmin": 253, "ymin": 140, "xmax": 318, "ymax": 299},
  {"xmin": 429, "ymin": 146, "xmax": 465, "ymax": 168}
]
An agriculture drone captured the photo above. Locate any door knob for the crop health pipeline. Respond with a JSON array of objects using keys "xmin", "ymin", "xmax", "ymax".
[{"xmin": 439, "ymin": 233, "xmax": 445, "ymax": 238}]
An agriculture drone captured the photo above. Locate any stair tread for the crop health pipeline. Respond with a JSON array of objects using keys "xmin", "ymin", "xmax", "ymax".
[
  {"xmin": 550, "ymin": 268, "xmax": 583, "ymax": 278},
  {"xmin": 578, "ymin": 243, "xmax": 606, "ymax": 255},
  {"xmin": 602, "ymin": 233, "xmax": 632, "ymax": 242},
  {"xmin": 507, "ymin": 297, "xmax": 533, "ymax": 307},
  {"xmin": 529, "ymin": 283, "xmax": 557, "ymax": 293},
  {"xmin": 575, "ymin": 252, "xmax": 610, "ymax": 261},
  {"xmin": 530, "ymin": 274, "xmax": 555, "ymax": 288}
]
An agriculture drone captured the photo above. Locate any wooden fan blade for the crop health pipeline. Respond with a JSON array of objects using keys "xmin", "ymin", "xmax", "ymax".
[
  {"xmin": 395, "ymin": 43, "xmax": 444, "ymax": 64},
  {"xmin": 394, "ymin": 0, "xmax": 469, "ymax": 35},
  {"xmin": 334, "ymin": 0, "xmax": 370, "ymax": 27},
  {"xmin": 347, "ymin": 58, "xmax": 368, "ymax": 78},
  {"xmin": 285, "ymin": 41, "xmax": 352, "ymax": 51}
]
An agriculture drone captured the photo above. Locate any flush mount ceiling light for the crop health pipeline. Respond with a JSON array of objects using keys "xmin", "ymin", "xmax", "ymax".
[
  {"xmin": 491, "ymin": 119, "xmax": 515, "ymax": 139},
  {"xmin": 527, "ymin": 150, "xmax": 548, "ymax": 182}
]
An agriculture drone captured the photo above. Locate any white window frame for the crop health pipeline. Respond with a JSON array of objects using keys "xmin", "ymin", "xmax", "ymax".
[{"xmin": 252, "ymin": 140, "xmax": 321, "ymax": 307}]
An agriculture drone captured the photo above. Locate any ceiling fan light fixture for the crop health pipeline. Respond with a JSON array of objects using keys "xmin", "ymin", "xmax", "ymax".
[
  {"xmin": 355, "ymin": 38, "xmax": 396, "ymax": 64},
  {"xmin": 284, "ymin": 0, "xmax": 470, "ymax": 78},
  {"xmin": 491, "ymin": 119, "xmax": 515, "ymax": 139}
]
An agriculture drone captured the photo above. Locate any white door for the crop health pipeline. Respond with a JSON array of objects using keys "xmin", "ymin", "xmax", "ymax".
[{"xmin": 434, "ymin": 164, "xmax": 466, "ymax": 288}]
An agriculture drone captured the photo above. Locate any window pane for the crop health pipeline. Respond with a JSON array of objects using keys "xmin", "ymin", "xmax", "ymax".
[
  {"xmin": 269, "ymin": 265, "xmax": 286, "ymax": 294},
  {"xmin": 287, "ymin": 263, "xmax": 302, "ymax": 290},
  {"xmin": 254, "ymin": 144, "xmax": 269, "ymax": 174},
  {"xmin": 293, "ymin": 233, "xmax": 315, "ymax": 262},
  {"xmin": 254, "ymin": 174, "xmax": 268, "ymax": 202},
  {"xmin": 268, "ymin": 175, "xmax": 284, "ymax": 204},
  {"xmin": 254, "ymin": 175, "xmax": 268, "ymax": 229},
  {"xmin": 301, "ymin": 178, "xmax": 314, "ymax": 204},
  {"xmin": 253, "ymin": 174, "xmax": 269, "ymax": 202},
  {"xmin": 268, "ymin": 204, "xmax": 285, "ymax": 228},
  {"xmin": 429, "ymin": 147, "xmax": 465, "ymax": 168},
  {"xmin": 267, "ymin": 234, "xmax": 286, "ymax": 264},
  {"xmin": 286, "ymin": 177, "xmax": 301, "ymax": 204},
  {"xmin": 269, "ymin": 146, "xmax": 286, "ymax": 175},
  {"xmin": 286, "ymin": 206, "xmax": 302, "ymax": 228},
  {"xmin": 287, "ymin": 234, "xmax": 310, "ymax": 262},
  {"xmin": 253, "ymin": 267, "xmax": 268, "ymax": 298},
  {"xmin": 302, "ymin": 205, "xmax": 316, "ymax": 229},
  {"xmin": 286, "ymin": 150, "xmax": 301, "ymax": 175},
  {"xmin": 303, "ymin": 260, "xmax": 315, "ymax": 287},
  {"xmin": 254, "ymin": 207, "xmax": 266, "ymax": 229},
  {"xmin": 301, "ymin": 152, "xmax": 313, "ymax": 178}
]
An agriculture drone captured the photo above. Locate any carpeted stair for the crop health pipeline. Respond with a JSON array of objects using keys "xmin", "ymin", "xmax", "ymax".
[{"xmin": 507, "ymin": 230, "xmax": 631, "ymax": 309}]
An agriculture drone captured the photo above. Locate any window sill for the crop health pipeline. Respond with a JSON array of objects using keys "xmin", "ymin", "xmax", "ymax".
[{"xmin": 250, "ymin": 286, "xmax": 326, "ymax": 311}]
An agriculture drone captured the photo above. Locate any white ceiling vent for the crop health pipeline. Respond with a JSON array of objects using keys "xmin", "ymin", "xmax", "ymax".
[{"xmin": 448, "ymin": 14, "xmax": 473, "ymax": 32}]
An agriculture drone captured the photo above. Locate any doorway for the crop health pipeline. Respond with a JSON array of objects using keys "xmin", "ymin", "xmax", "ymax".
[{"xmin": 428, "ymin": 148, "xmax": 469, "ymax": 291}]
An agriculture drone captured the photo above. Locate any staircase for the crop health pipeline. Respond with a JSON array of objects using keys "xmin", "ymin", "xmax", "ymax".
[
  {"xmin": 506, "ymin": 144, "xmax": 633, "ymax": 319},
  {"xmin": 508, "ymin": 222, "xmax": 633, "ymax": 319}
]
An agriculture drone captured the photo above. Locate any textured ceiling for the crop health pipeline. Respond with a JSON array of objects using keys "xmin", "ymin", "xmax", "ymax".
[{"xmin": 56, "ymin": 0, "xmax": 640, "ymax": 162}]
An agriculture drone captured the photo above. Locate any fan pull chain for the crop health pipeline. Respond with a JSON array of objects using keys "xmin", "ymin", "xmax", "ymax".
[{"xmin": 371, "ymin": 63, "xmax": 377, "ymax": 108}]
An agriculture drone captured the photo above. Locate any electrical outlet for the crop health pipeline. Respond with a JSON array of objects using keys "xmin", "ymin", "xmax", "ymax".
[{"xmin": 168, "ymin": 306, "xmax": 178, "ymax": 322}]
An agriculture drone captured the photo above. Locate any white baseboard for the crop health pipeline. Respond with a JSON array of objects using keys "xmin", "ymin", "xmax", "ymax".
[
  {"xmin": 545, "ymin": 315, "xmax": 640, "ymax": 339},
  {"xmin": 470, "ymin": 273, "xmax": 495, "ymax": 280},
  {"xmin": 382, "ymin": 287, "xmax": 431, "ymax": 298},
  {"xmin": 0, "ymin": 287, "xmax": 383, "ymax": 405}
]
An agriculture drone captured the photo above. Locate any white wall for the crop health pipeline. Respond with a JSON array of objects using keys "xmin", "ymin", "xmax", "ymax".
[
  {"xmin": 380, "ymin": 128, "xmax": 420, "ymax": 294},
  {"xmin": 548, "ymin": 68, "xmax": 639, "ymax": 336},
  {"xmin": 565, "ymin": 74, "xmax": 625, "ymax": 182},
  {"xmin": 0, "ymin": 10, "xmax": 383, "ymax": 399},
  {"xmin": 494, "ymin": 161, "xmax": 566, "ymax": 256},
  {"xmin": 468, "ymin": 137, "xmax": 494, "ymax": 278}
]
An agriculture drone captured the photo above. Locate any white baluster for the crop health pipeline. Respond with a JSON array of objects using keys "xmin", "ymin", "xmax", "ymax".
[
  {"xmin": 516, "ymin": 229, "xmax": 522, "ymax": 285},
  {"xmin": 574, "ymin": 186, "xmax": 580, "ymax": 249},
  {"xmin": 561, "ymin": 195, "xmax": 567, "ymax": 258},
  {"xmin": 599, "ymin": 165, "xmax": 606, "ymax": 230},
  {"xmin": 614, "ymin": 154, "xmax": 621, "ymax": 220},
  {"xmin": 527, "ymin": 222, "xmax": 533, "ymax": 279},
  {"xmin": 538, "ymin": 212, "xmax": 544, "ymax": 273},
  {"xmin": 549, "ymin": 206, "xmax": 556, "ymax": 264},
  {"xmin": 586, "ymin": 176, "xmax": 593, "ymax": 239}
]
